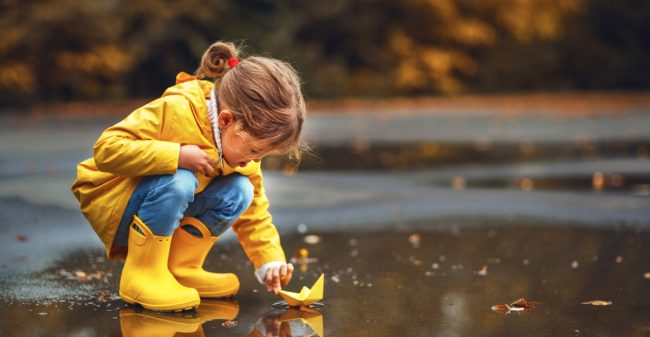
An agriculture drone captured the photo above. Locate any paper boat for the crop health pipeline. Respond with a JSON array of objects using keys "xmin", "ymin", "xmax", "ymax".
[{"xmin": 279, "ymin": 274, "xmax": 324, "ymax": 307}]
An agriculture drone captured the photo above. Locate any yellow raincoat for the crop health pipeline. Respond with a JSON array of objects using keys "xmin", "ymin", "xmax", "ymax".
[{"xmin": 71, "ymin": 72, "xmax": 286, "ymax": 269}]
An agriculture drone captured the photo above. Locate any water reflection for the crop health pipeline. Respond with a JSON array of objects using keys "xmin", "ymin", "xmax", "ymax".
[
  {"xmin": 117, "ymin": 300, "xmax": 324, "ymax": 337},
  {"xmin": 2, "ymin": 225, "xmax": 648, "ymax": 337},
  {"xmin": 119, "ymin": 299, "xmax": 239, "ymax": 337},
  {"xmin": 249, "ymin": 308, "xmax": 324, "ymax": 337}
]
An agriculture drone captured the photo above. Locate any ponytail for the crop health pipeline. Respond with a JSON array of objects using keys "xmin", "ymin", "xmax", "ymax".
[{"xmin": 194, "ymin": 41, "xmax": 239, "ymax": 80}]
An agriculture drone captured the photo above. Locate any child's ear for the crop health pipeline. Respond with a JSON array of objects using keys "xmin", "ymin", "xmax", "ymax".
[{"xmin": 218, "ymin": 110, "xmax": 234, "ymax": 129}]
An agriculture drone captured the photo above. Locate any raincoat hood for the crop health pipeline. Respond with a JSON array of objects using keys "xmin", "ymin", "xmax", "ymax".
[{"xmin": 163, "ymin": 72, "xmax": 213, "ymax": 133}]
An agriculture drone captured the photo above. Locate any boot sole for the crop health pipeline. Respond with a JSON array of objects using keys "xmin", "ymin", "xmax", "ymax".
[{"xmin": 120, "ymin": 292, "xmax": 200, "ymax": 312}]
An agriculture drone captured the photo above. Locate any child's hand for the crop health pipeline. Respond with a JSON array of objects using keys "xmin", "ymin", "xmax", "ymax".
[
  {"xmin": 265, "ymin": 263, "xmax": 294, "ymax": 295},
  {"xmin": 179, "ymin": 144, "xmax": 216, "ymax": 176}
]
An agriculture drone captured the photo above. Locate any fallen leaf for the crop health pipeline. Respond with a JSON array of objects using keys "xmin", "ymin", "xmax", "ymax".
[
  {"xmin": 581, "ymin": 300, "xmax": 612, "ymax": 306},
  {"xmin": 408, "ymin": 233, "xmax": 421, "ymax": 248},
  {"xmin": 295, "ymin": 248, "xmax": 309, "ymax": 259},
  {"xmin": 490, "ymin": 304, "xmax": 510, "ymax": 314},
  {"xmin": 98, "ymin": 291, "xmax": 119, "ymax": 302},
  {"xmin": 59, "ymin": 269, "xmax": 110, "ymax": 282},
  {"xmin": 510, "ymin": 298, "xmax": 539, "ymax": 309},
  {"xmin": 221, "ymin": 320, "xmax": 238, "ymax": 328},
  {"xmin": 492, "ymin": 298, "xmax": 540, "ymax": 314},
  {"xmin": 15, "ymin": 235, "xmax": 28, "ymax": 242},
  {"xmin": 290, "ymin": 247, "xmax": 319, "ymax": 267}
]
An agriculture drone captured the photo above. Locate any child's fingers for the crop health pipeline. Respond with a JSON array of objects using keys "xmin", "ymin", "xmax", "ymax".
[
  {"xmin": 272, "ymin": 267, "xmax": 281, "ymax": 295},
  {"xmin": 203, "ymin": 163, "xmax": 215, "ymax": 176},
  {"xmin": 265, "ymin": 268, "xmax": 274, "ymax": 292},
  {"xmin": 278, "ymin": 264, "xmax": 288, "ymax": 286},
  {"xmin": 280, "ymin": 264, "xmax": 287, "ymax": 277},
  {"xmin": 264, "ymin": 264, "xmax": 294, "ymax": 294},
  {"xmin": 281, "ymin": 263, "xmax": 294, "ymax": 287}
]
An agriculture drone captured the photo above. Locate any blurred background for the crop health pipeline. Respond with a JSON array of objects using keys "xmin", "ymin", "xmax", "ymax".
[{"xmin": 1, "ymin": 0, "xmax": 648, "ymax": 105}]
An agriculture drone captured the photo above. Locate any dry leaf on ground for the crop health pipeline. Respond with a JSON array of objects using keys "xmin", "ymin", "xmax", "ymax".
[
  {"xmin": 491, "ymin": 298, "xmax": 540, "ymax": 314},
  {"xmin": 581, "ymin": 300, "xmax": 612, "ymax": 306}
]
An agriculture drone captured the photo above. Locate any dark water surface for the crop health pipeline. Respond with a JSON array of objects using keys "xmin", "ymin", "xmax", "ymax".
[
  {"xmin": 2, "ymin": 223, "xmax": 649, "ymax": 337},
  {"xmin": 2, "ymin": 111, "xmax": 650, "ymax": 336}
]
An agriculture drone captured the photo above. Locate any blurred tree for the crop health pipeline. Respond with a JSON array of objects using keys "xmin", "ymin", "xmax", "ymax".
[
  {"xmin": 0, "ymin": 0, "xmax": 647, "ymax": 106},
  {"xmin": 0, "ymin": 0, "xmax": 130, "ymax": 103}
]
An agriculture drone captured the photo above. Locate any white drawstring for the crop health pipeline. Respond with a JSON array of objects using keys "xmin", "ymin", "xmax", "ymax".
[{"xmin": 207, "ymin": 87, "xmax": 224, "ymax": 168}]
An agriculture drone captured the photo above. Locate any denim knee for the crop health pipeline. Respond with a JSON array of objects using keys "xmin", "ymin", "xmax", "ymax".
[
  {"xmin": 136, "ymin": 169, "xmax": 198, "ymax": 236},
  {"xmin": 155, "ymin": 169, "xmax": 198, "ymax": 204},
  {"xmin": 184, "ymin": 173, "xmax": 254, "ymax": 237},
  {"xmin": 226, "ymin": 174, "xmax": 254, "ymax": 217}
]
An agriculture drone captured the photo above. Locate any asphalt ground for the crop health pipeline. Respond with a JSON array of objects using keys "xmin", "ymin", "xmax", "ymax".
[{"xmin": 1, "ymin": 95, "xmax": 650, "ymax": 336}]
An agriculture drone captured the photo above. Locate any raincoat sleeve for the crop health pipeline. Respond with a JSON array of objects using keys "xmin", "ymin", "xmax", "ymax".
[
  {"xmin": 93, "ymin": 96, "xmax": 183, "ymax": 177},
  {"xmin": 232, "ymin": 167, "xmax": 287, "ymax": 269}
]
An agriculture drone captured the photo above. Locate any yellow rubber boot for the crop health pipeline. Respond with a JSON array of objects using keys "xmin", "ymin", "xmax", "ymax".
[
  {"xmin": 169, "ymin": 217, "xmax": 240, "ymax": 298},
  {"xmin": 119, "ymin": 216, "xmax": 201, "ymax": 311}
]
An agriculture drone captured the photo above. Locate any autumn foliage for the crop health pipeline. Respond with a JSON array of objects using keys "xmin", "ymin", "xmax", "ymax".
[{"xmin": 0, "ymin": 0, "xmax": 648, "ymax": 105}]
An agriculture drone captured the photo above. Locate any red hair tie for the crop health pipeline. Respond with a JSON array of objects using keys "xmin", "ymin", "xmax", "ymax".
[{"xmin": 228, "ymin": 57, "xmax": 239, "ymax": 68}]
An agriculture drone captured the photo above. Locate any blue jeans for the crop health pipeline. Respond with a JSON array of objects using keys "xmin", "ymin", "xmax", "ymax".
[{"xmin": 113, "ymin": 169, "xmax": 254, "ymax": 245}]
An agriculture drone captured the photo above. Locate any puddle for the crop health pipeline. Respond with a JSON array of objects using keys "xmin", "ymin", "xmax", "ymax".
[
  {"xmin": 1, "ymin": 223, "xmax": 649, "ymax": 336},
  {"xmin": 432, "ymin": 172, "xmax": 650, "ymax": 194},
  {"xmin": 265, "ymin": 140, "xmax": 650, "ymax": 171}
]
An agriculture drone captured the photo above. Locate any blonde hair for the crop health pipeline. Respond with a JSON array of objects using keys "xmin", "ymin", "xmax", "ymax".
[{"xmin": 195, "ymin": 41, "xmax": 307, "ymax": 164}]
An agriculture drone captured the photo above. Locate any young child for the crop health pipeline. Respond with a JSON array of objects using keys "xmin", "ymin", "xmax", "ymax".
[{"xmin": 71, "ymin": 41, "xmax": 306, "ymax": 311}]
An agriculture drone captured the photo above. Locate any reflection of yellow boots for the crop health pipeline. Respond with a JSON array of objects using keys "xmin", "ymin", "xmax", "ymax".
[
  {"xmin": 120, "ymin": 216, "xmax": 200, "ymax": 311},
  {"xmin": 119, "ymin": 300, "xmax": 240, "ymax": 337},
  {"xmin": 119, "ymin": 308, "xmax": 202, "ymax": 337},
  {"xmin": 196, "ymin": 299, "xmax": 240, "ymax": 322},
  {"xmin": 169, "ymin": 217, "xmax": 240, "ymax": 298}
]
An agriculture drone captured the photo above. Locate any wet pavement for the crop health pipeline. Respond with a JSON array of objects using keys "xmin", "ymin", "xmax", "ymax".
[{"xmin": 1, "ymin": 100, "xmax": 650, "ymax": 336}]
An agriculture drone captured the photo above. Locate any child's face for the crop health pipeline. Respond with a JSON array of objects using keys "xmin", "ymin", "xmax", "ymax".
[{"xmin": 218, "ymin": 111, "xmax": 272, "ymax": 168}]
